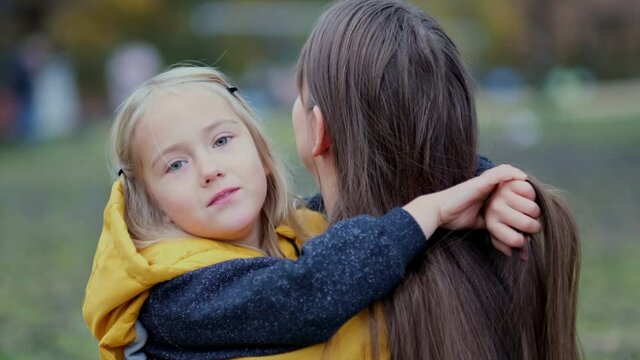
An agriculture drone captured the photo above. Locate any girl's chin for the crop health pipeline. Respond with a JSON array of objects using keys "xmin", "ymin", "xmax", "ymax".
[{"xmin": 203, "ymin": 220, "xmax": 260, "ymax": 242}]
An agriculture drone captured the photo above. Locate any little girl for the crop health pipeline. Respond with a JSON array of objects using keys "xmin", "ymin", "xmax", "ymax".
[{"xmin": 82, "ymin": 66, "xmax": 537, "ymax": 359}]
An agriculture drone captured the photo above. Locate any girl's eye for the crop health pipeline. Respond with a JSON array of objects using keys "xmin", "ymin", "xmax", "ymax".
[
  {"xmin": 213, "ymin": 135, "xmax": 232, "ymax": 148},
  {"xmin": 167, "ymin": 160, "xmax": 185, "ymax": 173}
]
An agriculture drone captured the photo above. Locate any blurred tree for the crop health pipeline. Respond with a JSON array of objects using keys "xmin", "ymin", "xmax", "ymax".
[
  {"xmin": 1, "ymin": 0, "xmax": 637, "ymax": 110},
  {"xmin": 523, "ymin": 0, "xmax": 555, "ymax": 85},
  {"xmin": 48, "ymin": 0, "xmax": 173, "ymax": 93},
  {"xmin": 44, "ymin": 0, "xmax": 311, "ymax": 109},
  {"xmin": 548, "ymin": 0, "xmax": 640, "ymax": 79},
  {"xmin": 416, "ymin": 0, "xmax": 640, "ymax": 82},
  {"xmin": 413, "ymin": 0, "xmax": 530, "ymax": 81}
]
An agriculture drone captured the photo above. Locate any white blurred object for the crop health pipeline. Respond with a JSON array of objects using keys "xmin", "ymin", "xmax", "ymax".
[
  {"xmin": 105, "ymin": 42, "xmax": 163, "ymax": 111},
  {"xmin": 31, "ymin": 54, "xmax": 80, "ymax": 140},
  {"xmin": 504, "ymin": 110, "xmax": 542, "ymax": 149},
  {"xmin": 544, "ymin": 67, "xmax": 597, "ymax": 111}
]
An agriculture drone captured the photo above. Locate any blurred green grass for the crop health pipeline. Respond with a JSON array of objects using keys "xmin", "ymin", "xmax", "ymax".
[{"xmin": 1, "ymin": 97, "xmax": 639, "ymax": 359}]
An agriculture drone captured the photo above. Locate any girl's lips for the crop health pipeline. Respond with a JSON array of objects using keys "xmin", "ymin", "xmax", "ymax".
[{"xmin": 208, "ymin": 187, "xmax": 240, "ymax": 206}]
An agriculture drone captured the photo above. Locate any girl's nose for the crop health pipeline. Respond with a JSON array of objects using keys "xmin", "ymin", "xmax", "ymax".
[{"xmin": 200, "ymin": 162, "xmax": 224, "ymax": 187}]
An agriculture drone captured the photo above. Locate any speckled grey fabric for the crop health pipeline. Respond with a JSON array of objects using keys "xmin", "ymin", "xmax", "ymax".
[{"xmin": 139, "ymin": 208, "xmax": 425, "ymax": 359}]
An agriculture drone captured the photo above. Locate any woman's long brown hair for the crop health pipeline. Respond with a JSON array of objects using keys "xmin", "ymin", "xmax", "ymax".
[{"xmin": 297, "ymin": 0, "xmax": 581, "ymax": 358}]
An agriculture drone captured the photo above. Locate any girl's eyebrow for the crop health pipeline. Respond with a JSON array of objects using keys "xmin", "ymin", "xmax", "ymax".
[
  {"xmin": 150, "ymin": 118, "xmax": 240, "ymax": 168},
  {"xmin": 201, "ymin": 118, "xmax": 241, "ymax": 134}
]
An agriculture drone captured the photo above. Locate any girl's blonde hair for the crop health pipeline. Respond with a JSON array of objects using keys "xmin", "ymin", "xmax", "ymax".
[{"xmin": 109, "ymin": 66, "xmax": 299, "ymax": 256}]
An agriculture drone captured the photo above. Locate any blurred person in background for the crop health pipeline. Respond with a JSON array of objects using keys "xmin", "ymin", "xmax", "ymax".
[{"xmin": 105, "ymin": 41, "xmax": 163, "ymax": 112}]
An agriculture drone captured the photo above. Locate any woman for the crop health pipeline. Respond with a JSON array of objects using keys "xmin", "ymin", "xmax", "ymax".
[{"xmin": 293, "ymin": 0, "xmax": 581, "ymax": 358}]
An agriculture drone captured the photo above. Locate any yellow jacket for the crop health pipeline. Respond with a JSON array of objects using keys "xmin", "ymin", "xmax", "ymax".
[{"xmin": 83, "ymin": 181, "xmax": 388, "ymax": 360}]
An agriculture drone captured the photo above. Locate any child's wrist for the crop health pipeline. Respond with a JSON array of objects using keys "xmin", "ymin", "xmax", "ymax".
[{"xmin": 402, "ymin": 194, "xmax": 439, "ymax": 239}]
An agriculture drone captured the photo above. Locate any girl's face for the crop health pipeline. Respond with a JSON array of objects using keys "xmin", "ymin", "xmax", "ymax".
[{"xmin": 134, "ymin": 86, "xmax": 268, "ymax": 248}]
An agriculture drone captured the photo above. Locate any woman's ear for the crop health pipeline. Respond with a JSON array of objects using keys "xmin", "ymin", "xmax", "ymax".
[{"xmin": 311, "ymin": 105, "xmax": 331, "ymax": 157}]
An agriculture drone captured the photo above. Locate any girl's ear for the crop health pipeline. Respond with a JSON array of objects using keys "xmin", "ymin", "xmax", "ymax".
[{"xmin": 311, "ymin": 105, "xmax": 331, "ymax": 157}]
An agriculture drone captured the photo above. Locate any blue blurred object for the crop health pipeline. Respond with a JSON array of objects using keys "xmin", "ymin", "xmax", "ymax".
[{"xmin": 482, "ymin": 67, "xmax": 526, "ymax": 104}]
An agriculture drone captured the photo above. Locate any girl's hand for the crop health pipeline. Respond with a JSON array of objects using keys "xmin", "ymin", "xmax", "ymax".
[
  {"xmin": 403, "ymin": 165, "xmax": 528, "ymax": 239},
  {"xmin": 484, "ymin": 179, "xmax": 541, "ymax": 257}
]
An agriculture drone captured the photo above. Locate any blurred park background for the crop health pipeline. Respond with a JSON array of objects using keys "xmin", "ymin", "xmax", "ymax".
[{"xmin": 0, "ymin": 0, "xmax": 638, "ymax": 358}]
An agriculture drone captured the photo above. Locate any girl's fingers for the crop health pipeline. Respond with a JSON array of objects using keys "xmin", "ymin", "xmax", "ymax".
[
  {"xmin": 440, "ymin": 165, "xmax": 528, "ymax": 230},
  {"xmin": 467, "ymin": 165, "xmax": 527, "ymax": 199},
  {"xmin": 511, "ymin": 238, "xmax": 530, "ymax": 262},
  {"xmin": 484, "ymin": 165, "xmax": 528, "ymax": 185},
  {"xmin": 507, "ymin": 180, "xmax": 537, "ymax": 201},
  {"xmin": 496, "ymin": 200, "xmax": 542, "ymax": 234},
  {"xmin": 473, "ymin": 214, "xmax": 486, "ymax": 229},
  {"xmin": 488, "ymin": 222, "xmax": 526, "ymax": 248},
  {"xmin": 505, "ymin": 189, "xmax": 541, "ymax": 219},
  {"xmin": 491, "ymin": 237, "xmax": 513, "ymax": 257},
  {"xmin": 519, "ymin": 243, "xmax": 529, "ymax": 262}
]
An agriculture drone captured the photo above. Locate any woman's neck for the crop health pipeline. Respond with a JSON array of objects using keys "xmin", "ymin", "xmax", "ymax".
[{"xmin": 314, "ymin": 154, "xmax": 340, "ymax": 218}]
